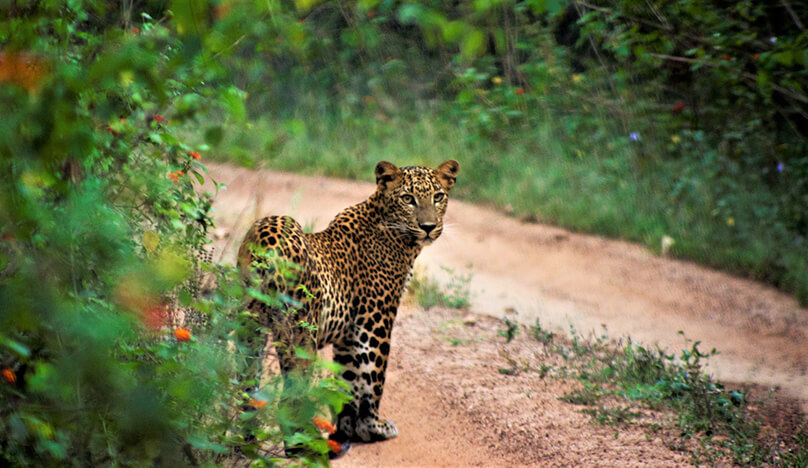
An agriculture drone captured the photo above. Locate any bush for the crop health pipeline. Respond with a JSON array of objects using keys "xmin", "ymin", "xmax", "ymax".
[{"xmin": 0, "ymin": 2, "xmax": 347, "ymax": 465}]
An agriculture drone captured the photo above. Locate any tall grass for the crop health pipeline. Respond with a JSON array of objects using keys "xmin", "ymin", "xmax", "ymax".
[{"xmin": 210, "ymin": 108, "xmax": 808, "ymax": 303}]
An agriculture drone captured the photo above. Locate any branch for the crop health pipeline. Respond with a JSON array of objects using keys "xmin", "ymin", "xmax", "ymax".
[
  {"xmin": 781, "ymin": 0, "xmax": 805, "ymax": 31},
  {"xmin": 649, "ymin": 53, "xmax": 808, "ymax": 105},
  {"xmin": 574, "ymin": 1, "xmax": 673, "ymax": 32}
]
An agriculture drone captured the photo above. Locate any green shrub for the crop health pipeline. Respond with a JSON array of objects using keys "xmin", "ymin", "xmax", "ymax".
[{"xmin": 0, "ymin": 2, "xmax": 348, "ymax": 465}]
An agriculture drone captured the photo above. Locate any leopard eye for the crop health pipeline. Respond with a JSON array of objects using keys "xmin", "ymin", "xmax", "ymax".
[
  {"xmin": 401, "ymin": 194, "xmax": 416, "ymax": 206},
  {"xmin": 433, "ymin": 192, "xmax": 445, "ymax": 203}
]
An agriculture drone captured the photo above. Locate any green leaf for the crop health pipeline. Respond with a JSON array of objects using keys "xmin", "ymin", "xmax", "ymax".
[
  {"xmin": 460, "ymin": 29, "xmax": 486, "ymax": 60},
  {"xmin": 204, "ymin": 126, "xmax": 224, "ymax": 146},
  {"xmin": 170, "ymin": 0, "xmax": 209, "ymax": 37},
  {"xmin": 142, "ymin": 230, "xmax": 159, "ymax": 253},
  {"xmin": 1, "ymin": 337, "xmax": 31, "ymax": 358},
  {"xmin": 774, "ymin": 51, "xmax": 793, "ymax": 66}
]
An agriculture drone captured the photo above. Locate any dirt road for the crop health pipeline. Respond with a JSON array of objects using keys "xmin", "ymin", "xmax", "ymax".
[{"xmin": 205, "ymin": 162, "xmax": 807, "ymax": 466}]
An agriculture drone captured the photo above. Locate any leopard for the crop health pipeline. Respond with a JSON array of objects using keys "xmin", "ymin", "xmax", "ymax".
[{"xmin": 237, "ymin": 160, "xmax": 459, "ymax": 457}]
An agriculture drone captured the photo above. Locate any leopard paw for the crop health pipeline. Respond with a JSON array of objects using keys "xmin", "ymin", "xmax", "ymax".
[{"xmin": 353, "ymin": 418, "xmax": 398, "ymax": 443}]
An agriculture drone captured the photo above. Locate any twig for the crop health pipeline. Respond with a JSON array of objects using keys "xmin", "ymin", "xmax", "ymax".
[
  {"xmin": 781, "ymin": 0, "xmax": 805, "ymax": 31},
  {"xmin": 572, "ymin": 2, "xmax": 631, "ymax": 134},
  {"xmin": 650, "ymin": 53, "xmax": 808, "ymax": 105},
  {"xmin": 574, "ymin": 1, "xmax": 673, "ymax": 32},
  {"xmin": 183, "ymin": 442, "xmax": 200, "ymax": 466}
]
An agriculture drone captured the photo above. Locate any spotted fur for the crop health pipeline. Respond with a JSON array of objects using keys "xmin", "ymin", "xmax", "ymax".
[{"xmin": 237, "ymin": 160, "xmax": 459, "ymax": 447}]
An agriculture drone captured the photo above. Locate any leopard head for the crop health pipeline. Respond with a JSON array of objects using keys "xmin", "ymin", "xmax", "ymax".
[{"xmin": 375, "ymin": 160, "xmax": 459, "ymax": 246}]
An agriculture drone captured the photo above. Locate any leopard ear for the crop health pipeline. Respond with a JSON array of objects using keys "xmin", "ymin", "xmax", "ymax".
[
  {"xmin": 375, "ymin": 161, "xmax": 401, "ymax": 191},
  {"xmin": 435, "ymin": 160, "xmax": 459, "ymax": 191}
]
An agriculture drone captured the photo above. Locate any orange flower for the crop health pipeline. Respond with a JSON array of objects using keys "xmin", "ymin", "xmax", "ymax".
[
  {"xmin": 176, "ymin": 170, "xmax": 184, "ymax": 176},
  {"xmin": 312, "ymin": 417, "xmax": 337, "ymax": 434},
  {"xmin": 753, "ymin": 53, "xmax": 760, "ymax": 60},
  {"xmin": 174, "ymin": 327, "xmax": 191, "ymax": 342},
  {"xmin": 153, "ymin": 115, "xmax": 167, "ymax": 123},
  {"xmin": 327, "ymin": 440, "xmax": 342, "ymax": 455},
  {"xmin": 515, "ymin": 87, "xmax": 524, "ymax": 96},
  {"xmin": 2, "ymin": 368, "xmax": 15, "ymax": 385},
  {"xmin": 186, "ymin": 151, "xmax": 201, "ymax": 160},
  {"xmin": 131, "ymin": 27, "xmax": 141, "ymax": 35},
  {"xmin": 168, "ymin": 172, "xmax": 180, "ymax": 183},
  {"xmin": 249, "ymin": 398, "xmax": 268, "ymax": 409}
]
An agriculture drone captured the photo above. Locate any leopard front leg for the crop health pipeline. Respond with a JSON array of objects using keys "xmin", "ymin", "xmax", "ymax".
[{"xmin": 331, "ymin": 315, "xmax": 398, "ymax": 444}]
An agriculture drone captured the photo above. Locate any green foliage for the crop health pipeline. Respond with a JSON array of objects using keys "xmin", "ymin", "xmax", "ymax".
[
  {"xmin": 409, "ymin": 267, "xmax": 472, "ymax": 310},
  {"xmin": 498, "ymin": 315, "xmax": 520, "ymax": 344},
  {"xmin": 543, "ymin": 327, "xmax": 807, "ymax": 466},
  {"xmin": 530, "ymin": 319, "xmax": 556, "ymax": 345},
  {"xmin": 202, "ymin": 0, "xmax": 808, "ymax": 304},
  {"xmin": 0, "ymin": 1, "xmax": 346, "ymax": 465},
  {"xmin": 573, "ymin": 0, "xmax": 808, "ymax": 302}
]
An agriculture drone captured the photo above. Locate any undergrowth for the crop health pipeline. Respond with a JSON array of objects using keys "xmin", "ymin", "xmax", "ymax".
[
  {"xmin": 408, "ymin": 267, "xmax": 472, "ymax": 311},
  {"xmin": 502, "ymin": 319, "xmax": 808, "ymax": 466}
]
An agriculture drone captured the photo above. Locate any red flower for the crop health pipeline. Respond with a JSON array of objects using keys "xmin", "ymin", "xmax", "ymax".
[
  {"xmin": 107, "ymin": 125, "xmax": 118, "ymax": 136},
  {"xmin": 722, "ymin": 55, "xmax": 731, "ymax": 60},
  {"xmin": 753, "ymin": 53, "xmax": 760, "ymax": 60},
  {"xmin": 174, "ymin": 327, "xmax": 191, "ymax": 342},
  {"xmin": 131, "ymin": 27, "xmax": 141, "ymax": 35},
  {"xmin": 673, "ymin": 101, "xmax": 686, "ymax": 114},
  {"xmin": 515, "ymin": 87, "xmax": 525, "ymax": 96},
  {"xmin": 367, "ymin": 11, "xmax": 376, "ymax": 18},
  {"xmin": 168, "ymin": 172, "xmax": 180, "ymax": 183},
  {"xmin": 186, "ymin": 151, "xmax": 201, "ymax": 160},
  {"xmin": 312, "ymin": 417, "xmax": 337, "ymax": 434},
  {"xmin": 327, "ymin": 440, "xmax": 342, "ymax": 455},
  {"xmin": 2, "ymin": 368, "xmax": 15, "ymax": 385},
  {"xmin": 153, "ymin": 115, "xmax": 167, "ymax": 123}
]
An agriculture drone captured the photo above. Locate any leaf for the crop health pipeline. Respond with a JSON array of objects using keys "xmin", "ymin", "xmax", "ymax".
[
  {"xmin": 170, "ymin": 0, "xmax": 209, "ymax": 36},
  {"xmin": 774, "ymin": 51, "xmax": 793, "ymax": 66},
  {"xmin": 460, "ymin": 29, "xmax": 486, "ymax": 60},
  {"xmin": 1, "ymin": 336, "xmax": 30, "ymax": 358},
  {"xmin": 204, "ymin": 126, "xmax": 224, "ymax": 146},
  {"xmin": 142, "ymin": 230, "xmax": 159, "ymax": 253},
  {"xmin": 397, "ymin": 4, "xmax": 425, "ymax": 25}
]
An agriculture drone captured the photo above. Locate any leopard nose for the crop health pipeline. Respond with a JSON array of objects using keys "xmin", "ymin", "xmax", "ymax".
[{"xmin": 420, "ymin": 223, "xmax": 436, "ymax": 235}]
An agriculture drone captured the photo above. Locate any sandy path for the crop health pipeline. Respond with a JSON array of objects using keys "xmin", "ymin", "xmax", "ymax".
[{"xmin": 204, "ymin": 162, "xmax": 807, "ymax": 465}]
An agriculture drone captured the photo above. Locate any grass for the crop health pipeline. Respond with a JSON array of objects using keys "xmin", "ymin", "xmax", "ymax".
[
  {"xmin": 519, "ymin": 319, "xmax": 808, "ymax": 466},
  {"xmin": 407, "ymin": 267, "xmax": 472, "ymax": 311},
  {"xmin": 208, "ymin": 109, "xmax": 808, "ymax": 305}
]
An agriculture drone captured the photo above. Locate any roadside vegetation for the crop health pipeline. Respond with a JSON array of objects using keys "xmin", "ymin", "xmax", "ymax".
[
  {"xmin": 3, "ymin": 0, "xmax": 807, "ymax": 466},
  {"xmin": 410, "ymin": 267, "xmax": 808, "ymax": 466},
  {"xmin": 1, "ymin": 2, "xmax": 347, "ymax": 465},
  {"xmin": 205, "ymin": 0, "xmax": 808, "ymax": 304},
  {"xmin": 506, "ymin": 317, "xmax": 808, "ymax": 467}
]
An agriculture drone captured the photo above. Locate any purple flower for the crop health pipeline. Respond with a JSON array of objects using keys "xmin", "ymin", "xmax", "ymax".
[
  {"xmin": 629, "ymin": 132, "xmax": 640, "ymax": 141},
  {"xmin": 777, "ymin": 162, "xmax": 784, "ymax": 172},
  {"xmin": 770, "ymin": 37, "xmax": 777, "ymax": 44}
]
